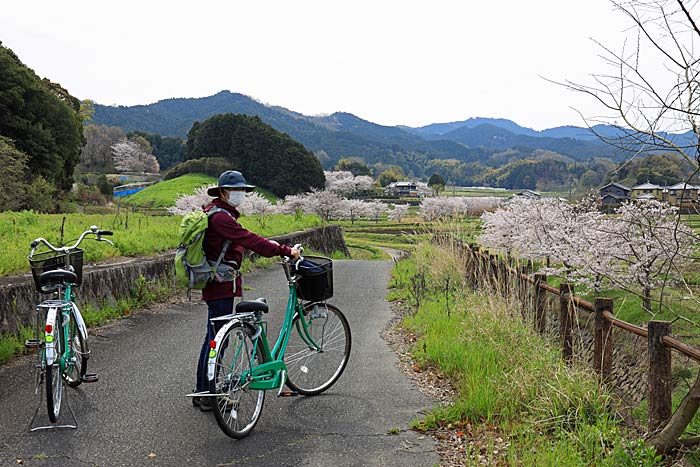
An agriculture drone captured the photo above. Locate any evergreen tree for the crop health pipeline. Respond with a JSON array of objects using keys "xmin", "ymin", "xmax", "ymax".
[
  {"xmin": 185, "ymin": 113, "xmax": 325, "ymax": 196},
  {"xmin": 0, "ymin": 42, "xmax": 83, "ymax": 192}
]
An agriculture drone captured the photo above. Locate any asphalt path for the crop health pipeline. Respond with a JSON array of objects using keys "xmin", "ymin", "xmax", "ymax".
[{"xmin": 0, "ymin": 259, "xmax": 438, "ymax": 467}]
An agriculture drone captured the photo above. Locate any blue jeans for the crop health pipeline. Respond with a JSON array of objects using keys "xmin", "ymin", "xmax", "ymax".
[{"xmin": 196, "ymin": 298, "xmax": 234, "ymax": 392}]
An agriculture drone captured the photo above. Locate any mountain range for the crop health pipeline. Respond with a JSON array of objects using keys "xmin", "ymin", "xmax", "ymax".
[{"xmin": 91, "ymin": 91, "xmax": 633, "ymax": 165}]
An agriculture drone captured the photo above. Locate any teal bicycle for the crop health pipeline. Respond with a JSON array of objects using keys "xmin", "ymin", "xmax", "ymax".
[
  {"xmin": 197, "ymin": 245, "xmax": 351, "ymax": 439},
  {"xmin": 26, "ymin": 226, "xmax": 113, "ymax": 429}
]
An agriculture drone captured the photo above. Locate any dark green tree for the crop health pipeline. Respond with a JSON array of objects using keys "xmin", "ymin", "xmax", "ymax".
[
  {"xmin": 0, "ymin": 136, "xmax": 29, "ymax": 211},
  {"xmin": 186, "ymin": 113, "xmax": 325, "ymax": 196},
  {"xmin": 130, "ymin": 131, "xmax": 186, "ymax": 171},
  {"xmin": 0, "ymin": 42, "xmax": 84, "ymax": 192},
  {"xmin": 336, "ymin": 157, "xmax": 372, "ymax": 176},
  {"xmin": 428, "ymin": 173, "xmax": 446, "ymax": 195}
]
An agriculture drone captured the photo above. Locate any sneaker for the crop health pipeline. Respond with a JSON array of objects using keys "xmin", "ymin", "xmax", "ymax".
[{"xmin": 197, "ymin": 397, "xmax": 214, "ymax": 412}]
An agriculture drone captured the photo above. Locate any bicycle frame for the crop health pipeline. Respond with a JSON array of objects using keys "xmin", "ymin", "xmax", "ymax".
[
  {"xmin": 41, "ymin": 284, "xmax": 89, "ymax": 372},
  {"xmin": 206, "ymin": 262, "xmax": 324, "ymax": 392}
]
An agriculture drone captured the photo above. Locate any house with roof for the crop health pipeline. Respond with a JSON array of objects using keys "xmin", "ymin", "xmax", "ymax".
[
  {"xmin": 513, "ymin": 189, "xmax": 542, "ymax": 199},
  {"xmin": 599, "ymin": 182, "xmax": 631, "ymax": 210},
  {"xmin": 384, "ymin": 180, "xmax": 419, "ymax": 197},
  {"xmin": 631, "ymin": 181, "xmax": 663, "ymax": 200},
  {"xmin": 666, "ymin": 182, "xmax": 700, "ymax": 207},
  {"xmin": 598, "ymin": 180, "xmax": 700, "ymax": 212}
]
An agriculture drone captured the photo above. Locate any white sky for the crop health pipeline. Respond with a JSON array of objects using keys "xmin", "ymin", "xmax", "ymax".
[{"xmin": 1, "ymin": 0, "xmax": 634, "ymax": 131}]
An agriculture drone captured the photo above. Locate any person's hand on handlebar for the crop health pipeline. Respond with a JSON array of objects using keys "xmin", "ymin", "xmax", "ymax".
[{"xmin": 289, "ymin": 246, "xmax": 301, "ymax": 260}]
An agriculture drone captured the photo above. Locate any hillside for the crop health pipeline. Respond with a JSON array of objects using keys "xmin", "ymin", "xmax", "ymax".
[{"xmin": 92, "ymin": 90, "xmax": 627, "ymax": 165}]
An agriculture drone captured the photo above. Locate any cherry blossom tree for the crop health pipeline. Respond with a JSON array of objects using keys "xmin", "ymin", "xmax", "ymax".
[
  {"xmin": 301, "ymin": 189, "xmax": 344, "ymax": 222},
  {"xmin": 276, "ymin": 193, "xmax": 307, "ymax": 220},
  {"xmin": 336, "ymin": 198, "xmax": 368, "ymax": 224},
  {"xmin": 111, "ymin": 140, "xmax": 160, "ymax": 173},
  {"xmin": 325, "ymin": 171, "xmax": 375, "ymax": 197},
  {"xmin": 605, "ymin": 200, "xmax": 695, "ymax": 312},
  {"xmin": 364, "ymin": 200, "xmax": 388, "ymax": 222},
  {"xmin": 167, "ymin": 185, "xmax": 214, "ymax": 215},
  {"xmin": 388, "ymin": 204, "xmax": 409, "ymax": 222}
]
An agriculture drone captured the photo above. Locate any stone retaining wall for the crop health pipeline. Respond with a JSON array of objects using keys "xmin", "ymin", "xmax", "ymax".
[{"xmin": 0, "ymin": 225, "xmax": 348, "ymax": 334}]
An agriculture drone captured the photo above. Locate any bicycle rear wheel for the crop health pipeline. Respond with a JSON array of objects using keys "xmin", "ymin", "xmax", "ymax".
[
  {"xmin": 285, "ymin": 302, "xmax": 351, "ymax": 396},
  {"xmin": 210, "ymin": 323, "xmax": 266, "ymax": 439},
  {"xmin": 64, "ymin": 313, "xmax": 87, "ymax": 387},
  {"xmin": 45, "ymin": 321, "xmax": 63, "ymax": 423}
]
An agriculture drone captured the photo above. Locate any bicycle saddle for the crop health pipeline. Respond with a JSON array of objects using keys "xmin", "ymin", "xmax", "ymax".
[
  {"xmin": 39, "ymin": 269, "xmax": 78, "ymax": 288},
  {"xmin": 235, "ymin": 298, "xmax": 268, "ymax": 314}
]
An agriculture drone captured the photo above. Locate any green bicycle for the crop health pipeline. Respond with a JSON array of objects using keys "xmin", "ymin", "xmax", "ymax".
[
  {"xmin": 26, "ymin": 226, "xmax": 114, "ymax": 429},
  {"xmin": 198, "ymin": 245, "xmax": 351, "ymax": 439}
]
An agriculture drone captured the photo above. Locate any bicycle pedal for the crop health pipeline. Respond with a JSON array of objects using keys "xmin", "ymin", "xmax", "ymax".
[
  {"xmin": 277, "ymin": 391, "xmax": 298, "ymax": 397},
  {"xmin": 24, "ymin": 339, "xmax": 41, "ymax": 348},
  {"xmin": 82, "ymin": 373, "xmax": 99, "ymax": 383}
]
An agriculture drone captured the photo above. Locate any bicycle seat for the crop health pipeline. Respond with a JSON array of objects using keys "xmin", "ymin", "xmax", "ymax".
[
  {"xmin": 236, "ymin": 298, "xmax": 268, "ymax": 314},
  {"xmin": 39, "ymin": 269, "xmax": 78, "ymax": 287}
]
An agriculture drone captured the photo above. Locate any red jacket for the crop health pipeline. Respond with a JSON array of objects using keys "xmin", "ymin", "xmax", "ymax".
[{"xmin": 201, "ymin": 199, "xmax": 292, "ymax": 301}]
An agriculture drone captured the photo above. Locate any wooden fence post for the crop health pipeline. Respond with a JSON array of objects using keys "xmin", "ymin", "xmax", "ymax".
[
  {"xmin": 518, "ymin": 266, "xmax": 528, "ymax": 319},
  {"xmin": 648, "ymin": 320, "xmax": 672, "ymax": 433},
  {"xmin": 559, "ymin": 283, "xmax": 574, "ymax": 363},
  {"xmin": 593, "ymin": 298, "xmax": 614, "ymax": 381},
  {"xmin": 533, "ymin": 273, "xmax": 547, "ymax": 334}
]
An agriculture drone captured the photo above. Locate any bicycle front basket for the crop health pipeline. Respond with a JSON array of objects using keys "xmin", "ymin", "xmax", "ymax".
[
  {"xmin": 28, "ymin": 248, "xmax": 84, "ymax": 292},
  {"xmin": 294, "ymin": 255, "xmax": 333, "ymax": 302}
]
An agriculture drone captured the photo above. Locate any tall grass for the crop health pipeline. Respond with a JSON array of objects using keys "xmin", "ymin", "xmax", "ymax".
[{"xmin": 389, "ymin": 242, "xmax": 661, "ymax": 466}]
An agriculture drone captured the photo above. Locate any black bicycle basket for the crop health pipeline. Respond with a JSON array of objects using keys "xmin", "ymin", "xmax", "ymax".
[
  {"xmin": 29, "ymin": 248, "xmax": 84, "ymax": 293},
  {"xmin": 294, "ymin": 255, "xmax": 333, "ymax": 301}
]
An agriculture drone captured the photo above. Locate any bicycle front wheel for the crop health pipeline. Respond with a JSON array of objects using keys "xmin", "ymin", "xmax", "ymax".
[
  {"xmin": 285, "ymin": 302, "xmax": 351, "ymax": 396},
  {"xmin": 64, "ymin": 313, "xmax": 87, "ymax": 387},
  {"xmin": 210, "ymin": 323, "xmax": 266, "ymax": 439},
  {"xmin": 45, "ymin": 323, "xmax": 63, "ymax": 423}
]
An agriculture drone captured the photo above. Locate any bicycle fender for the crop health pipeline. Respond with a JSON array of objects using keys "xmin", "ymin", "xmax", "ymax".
[
  {"xmin": 206, "ymin": 317, "xmax": 245, "ymax": 381},
  {"xmin": 44, "ymin": 307, "xmax": 58, "ymax": 365},
  {"xmin": 70, "ymin": 302, "xmax": 90, "ymax": 358}
]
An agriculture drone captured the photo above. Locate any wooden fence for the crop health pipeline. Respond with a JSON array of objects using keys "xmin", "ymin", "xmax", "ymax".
[{"xmin": 443, "ymin": 235, "xmax": 700, "ymax": 436}]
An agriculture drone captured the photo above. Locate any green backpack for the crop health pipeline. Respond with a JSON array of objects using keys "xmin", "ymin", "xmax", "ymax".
[{"xmin": 174, "ymin": 207, "xmax": 237, "ymax": 297}]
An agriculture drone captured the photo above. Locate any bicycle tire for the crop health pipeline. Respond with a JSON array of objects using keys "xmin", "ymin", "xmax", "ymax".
[
  {"xmin": 64, "ymin": 309, "xmax": 87, "ymax": 387},
  {"xmin": 45, "ymin": 319, "xmax": 63, "ymax": 423},
  {"xmin": 285, "ymin": 302, "xmax": 351, "ymax": 396},
  {"xmin": 210, "ymin": 323, "xmax": 266, "ymax": 439}
]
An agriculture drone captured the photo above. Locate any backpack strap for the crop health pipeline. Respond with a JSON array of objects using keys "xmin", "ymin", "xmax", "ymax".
[{"xmin": 206, "ymin": 207, "xmax": 239, "ymax": 291}]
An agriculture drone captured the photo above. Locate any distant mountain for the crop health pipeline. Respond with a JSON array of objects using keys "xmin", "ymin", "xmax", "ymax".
[
  {"xmin": 440, "ymin": 123, "xmax": 627, "ymax": 160},
  {"xmin": 90, "ymin": 90, "xmax": 635, "ymax": 173},
  {"xmin": 92, "ymin": 91, "xmax": 486, "ymax": 165},
  {"xmin": 404, "ymin": 117, "xmax": 540, "ymax": 138}
]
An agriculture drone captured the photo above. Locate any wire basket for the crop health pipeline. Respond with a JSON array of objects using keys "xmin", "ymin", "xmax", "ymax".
[
  {"xmin": 28, "ymin": 248, "xmax": 84, "ymax": 293},
  {"xmin": 294, "ymin": 255, "xmax": 333, "ymax": 302}
]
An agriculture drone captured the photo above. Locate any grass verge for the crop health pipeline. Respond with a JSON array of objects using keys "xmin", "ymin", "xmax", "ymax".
[{"xmin": 388, "ymin": 242, "xmax": 662, "ymax": 466}]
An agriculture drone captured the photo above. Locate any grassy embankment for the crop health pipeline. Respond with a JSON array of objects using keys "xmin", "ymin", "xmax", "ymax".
[{"xmin": 388, "ymin": 240, "xmax": 662, "ymax": 466}]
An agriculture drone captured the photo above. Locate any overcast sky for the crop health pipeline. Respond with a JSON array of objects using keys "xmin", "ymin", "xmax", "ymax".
[{"xmin": 1, "ymin": 0, "xmax": 634, "ymax": 131}]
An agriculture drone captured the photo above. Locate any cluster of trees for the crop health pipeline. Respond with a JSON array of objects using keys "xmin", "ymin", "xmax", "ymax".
[
  {"xmin": 79, "ymin": 125, "xmax": 168, "ymax": 175},
  {"xmin": 185, "ymin": 114, "xmax": 325, "ymax": 197},
  {"xmin": 0, "ymin": 42, "xmax": 85, "ymax": 211},
  {"xmin": 479, "ymin": 197, "xmax": 696, "ymax": 314},
  {"xmin": 418, "ymin": 196, "xmax": 501, "ymax": 221}
]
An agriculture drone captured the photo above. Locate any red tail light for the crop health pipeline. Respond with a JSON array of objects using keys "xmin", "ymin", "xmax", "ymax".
[
  {"xmin": 45, "ymin": 324, "xmax": 53, "ymax": 333},
  {"xmin": 209, "ymin": 340, "xmax": 216, "ymax": 348}
]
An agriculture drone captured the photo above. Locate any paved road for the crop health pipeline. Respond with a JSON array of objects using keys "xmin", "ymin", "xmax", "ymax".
[{"xmin": 0, "ymin": 260, "xmax": 438, "ymax": 467}]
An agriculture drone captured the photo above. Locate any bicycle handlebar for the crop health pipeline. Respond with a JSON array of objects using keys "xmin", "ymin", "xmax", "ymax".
[{"xmin": 29, "ymin": 225, "xmax": 115, "ymax": 258}]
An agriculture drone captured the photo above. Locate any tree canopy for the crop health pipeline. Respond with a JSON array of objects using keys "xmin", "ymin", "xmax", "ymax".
[
  {"xmin": 185, "ymin": 113, "xmax": 325, "ymax": 196},
  {"xmin": 0, "ymin": 42, "xmax": 83, "ymax": 192}
]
